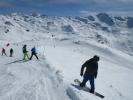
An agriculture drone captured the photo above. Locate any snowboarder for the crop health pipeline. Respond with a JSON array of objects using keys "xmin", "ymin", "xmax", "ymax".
[
  {"xmin": 10, "ymin": 48, "xmax": 13, "ymax": 57},
  {"xmin": 30, "ymin": 46, "xmax": 39, "ymax": 60},
  {"xmin": 22, "ymin": 45, "xmax": 29, "ymax": 60},
  {"xmin": 80, "ymin": 55, "xmax": 100, "ymax": 93},
  {"xmin": 1, "ymin": 48, "xmax": 7, "ymax": 56}
]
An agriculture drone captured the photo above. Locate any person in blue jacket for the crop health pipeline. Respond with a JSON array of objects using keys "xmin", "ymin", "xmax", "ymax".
[{"xmin": 30, "ymin": 46, "xmax": 39, "ymax": 60}]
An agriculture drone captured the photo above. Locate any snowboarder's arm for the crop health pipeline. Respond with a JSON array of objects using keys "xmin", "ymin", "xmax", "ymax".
[
  {"xmin": 95, "ymin": 63, "xmax": 98, "ymax": 78},
  {"xmin": 80, "ymin": 61, "xmax": 87, "ymax": 76}
]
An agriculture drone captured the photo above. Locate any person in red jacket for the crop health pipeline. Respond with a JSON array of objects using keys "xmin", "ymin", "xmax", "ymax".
[{"xmin": 2, "ymin": 48, "xmax": 7, "ymax": 56}]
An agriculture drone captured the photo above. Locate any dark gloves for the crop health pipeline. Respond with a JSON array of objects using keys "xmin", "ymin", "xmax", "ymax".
[
  {"xmin": 80, "ymin": 64, "xmax": 86, "ymax": 77},
  {"xmin": 95, "ymin": 72, "xmax": 97, "ymax": 78},
  {"xmin": 80, "ymin": 72, "xmax": 83, "ymax": 77}
]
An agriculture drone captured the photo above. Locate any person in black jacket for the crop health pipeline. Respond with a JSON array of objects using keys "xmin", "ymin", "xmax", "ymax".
[
  {"xmin": 80, "ymin": 55, "xmax": 100, "ymax": 93},
  {"xmin": 10, "ymin": 48, "xmax": 13, "ymax": 57}
]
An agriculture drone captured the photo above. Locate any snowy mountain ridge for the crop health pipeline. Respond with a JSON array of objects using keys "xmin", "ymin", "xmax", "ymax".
[{"xmin": 0, "ymin": 12, "xmax": 133, "ymax": 55}]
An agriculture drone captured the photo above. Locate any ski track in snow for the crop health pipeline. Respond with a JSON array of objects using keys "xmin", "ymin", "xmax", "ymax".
[{"xmin": 0, "ymin": 54, "xmax": 72, "ymax": 100}]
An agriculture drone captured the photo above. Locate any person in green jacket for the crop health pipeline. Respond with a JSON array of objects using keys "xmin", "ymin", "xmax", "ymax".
[{"xmin": 23, "ymin": 45, "xmax": 29, "ymax": 60}]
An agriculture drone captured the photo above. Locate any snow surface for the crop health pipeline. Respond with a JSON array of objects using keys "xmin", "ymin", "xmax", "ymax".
[{"xmin": 0, "ymin": 13, "xmax": 133, "ymax": 100}]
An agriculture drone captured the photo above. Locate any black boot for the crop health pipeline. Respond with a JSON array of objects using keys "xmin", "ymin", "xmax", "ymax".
[
  {"xmin": 80, "ymin": 83, "xmax": 85, "ymax": 87},
  {"xmin": 90, "ymin": 89, "xmax": 94, "ymax": 94}
]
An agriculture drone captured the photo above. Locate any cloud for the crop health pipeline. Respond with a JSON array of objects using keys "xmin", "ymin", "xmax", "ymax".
[
  {"xmin": 0, "ymin": 1, "xmax": 13, "ymax": 7},
  {"xmin": 92, "ymin": 0, "xmax": 133, "ymax": 3},
  {"xmin": 1, "ymin": 0, "xmax": 133, "ymax": 6},
  {"xmin": 0, "ymin": 0, "xmax": 133, "ymax": 16},
  {"xmin": 26, "ymin": 0, "xmax": 133, "ymax": 4}
]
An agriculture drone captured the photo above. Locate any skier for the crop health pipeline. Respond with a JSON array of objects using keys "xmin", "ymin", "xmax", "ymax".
[
  {"xmin": 10, "ymin": 48, "xmax": 13, "ymax": 57},
  {"xmin": 80, "ymin": 55, "xmax": 100, "ymax": 93},
  {"xmin": 22, "ymin": 45, "xmax": 29, "ymax": 60},
  {"xmin": 2, "ymin": 48, "xmax": 7, "ymax": 56},
  {"xmin": 30, "ymin": 46, "xmax": 39, "ymax": 60}
]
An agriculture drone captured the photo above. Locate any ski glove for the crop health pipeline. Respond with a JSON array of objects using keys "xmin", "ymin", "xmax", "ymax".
[
  {"xmin": 95, "ymin": 72, "xmax": 97, "ymax": 79},
  {"xmin": 80, "ymin": 72, "xmax": 83, "ymax": 77}
]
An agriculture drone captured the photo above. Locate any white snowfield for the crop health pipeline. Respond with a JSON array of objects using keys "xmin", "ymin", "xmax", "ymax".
[{"xmin": 0, "ymin": 13, "xmax": 133, "ymax": 100}]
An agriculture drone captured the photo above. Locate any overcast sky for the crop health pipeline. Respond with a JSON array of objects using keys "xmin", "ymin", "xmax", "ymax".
[{"xmin": 0, "ymin": 0, "xmax": 133, "ymax": 16}]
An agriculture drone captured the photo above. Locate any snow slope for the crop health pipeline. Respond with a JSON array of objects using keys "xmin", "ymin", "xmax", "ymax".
[
  {"xmin": 0, "ymin": 13, "xmax": 133, "ymax": 100},
  {"xmin": 0, "ymin": 46, "xmax": 70, "ymax": 100},
  {"xmin": 44, "ymin": 41, "xmax": 133, "ymax": 100}
]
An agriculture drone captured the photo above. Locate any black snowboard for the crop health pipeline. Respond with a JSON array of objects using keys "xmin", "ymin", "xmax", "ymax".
[{"xmin": 71, "ymin": 79, "xmax": 105, "ymax": 99}]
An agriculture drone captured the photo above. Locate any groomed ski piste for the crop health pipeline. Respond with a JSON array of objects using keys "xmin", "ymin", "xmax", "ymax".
[
  {"xmin": 0, "ymin": 13, "xmax": 133, "ymax": 100},
  {"xmin": 0, "ymin": 39, "xmax": 133, "ymax": 100}
]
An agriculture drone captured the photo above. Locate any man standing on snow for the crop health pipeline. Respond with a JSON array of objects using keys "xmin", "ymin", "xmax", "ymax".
[
  {"xmin": 10, "ymin": 48, "xmax": 13, "ymax": 57},
  {"xmin": 80, "ymin": 55, "xmax": 100, "ymax": 93},
  {"xmin": 22, "ymin": 45, "xmax": 29, "ymax": 60},
  {"xmin": 29, "ymin": 46, "xmax": 39, "ymax": 60}
]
